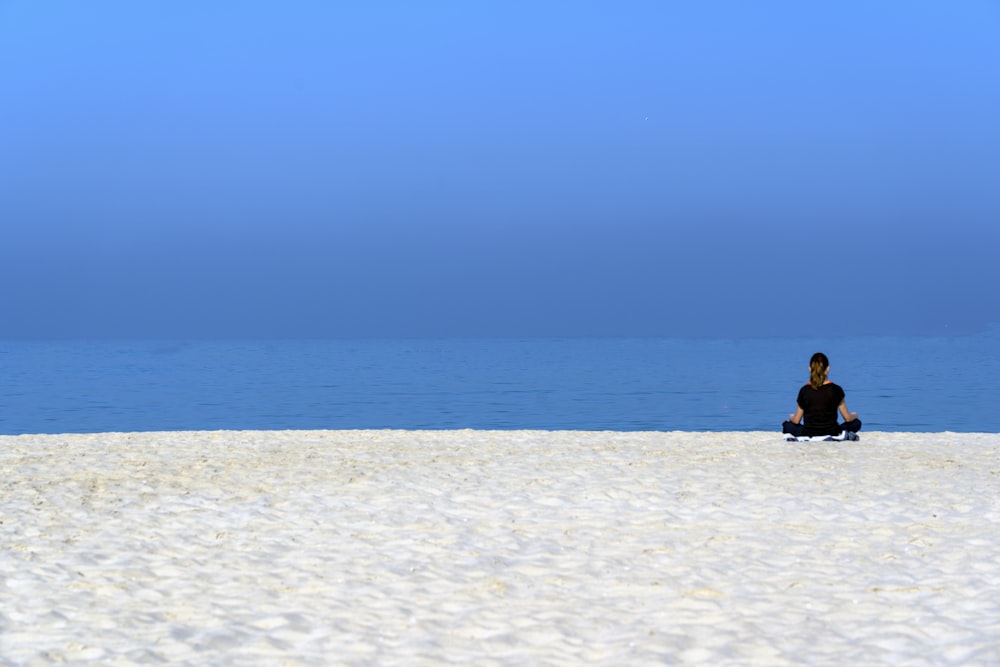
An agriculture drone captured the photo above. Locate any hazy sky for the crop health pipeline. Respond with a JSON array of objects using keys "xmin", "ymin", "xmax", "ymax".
[{"xmin": 3, "ymin": 2, "xmax": 998, "ymax": 339}]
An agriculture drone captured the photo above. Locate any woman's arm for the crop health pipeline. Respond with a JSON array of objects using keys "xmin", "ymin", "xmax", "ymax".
[
  {"xmin": 788, "ymin": 406, "xmax": 804, "ymax": 424},
  {"xmin": 839, "ymin": 401, "xmax": 858, "ymax": 422}
]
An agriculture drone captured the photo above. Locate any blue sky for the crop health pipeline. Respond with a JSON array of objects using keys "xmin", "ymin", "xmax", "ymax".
[{"xmin": 2, "ymin": 1, "xmax": 998, "ymax": 338}]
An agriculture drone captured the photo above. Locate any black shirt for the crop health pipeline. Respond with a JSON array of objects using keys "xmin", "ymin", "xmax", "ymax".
[{"xmin": 796, "ymin": 382, "xmax": 846, "ymax": 436}]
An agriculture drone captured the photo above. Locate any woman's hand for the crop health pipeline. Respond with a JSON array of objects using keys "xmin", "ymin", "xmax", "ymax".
[{"xmin": 839, "ymin": 402, "xmax": 858, "ymax": 422}]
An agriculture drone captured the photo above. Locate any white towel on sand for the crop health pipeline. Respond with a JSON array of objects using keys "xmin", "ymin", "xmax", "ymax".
[{"xmin": 786, "ymin": 431, "xmax": 860, "ymax": 442}]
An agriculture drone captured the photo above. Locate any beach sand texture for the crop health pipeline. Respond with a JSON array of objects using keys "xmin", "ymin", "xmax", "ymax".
[{"xmin": 2, "ymin": 430, "xmax": 999, "ymax": 666}]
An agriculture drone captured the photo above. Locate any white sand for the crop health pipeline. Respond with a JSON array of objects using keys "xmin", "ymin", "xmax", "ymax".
[{"xmin": 2, "ymin": 430, "xmax": 999, "ymax": 666}]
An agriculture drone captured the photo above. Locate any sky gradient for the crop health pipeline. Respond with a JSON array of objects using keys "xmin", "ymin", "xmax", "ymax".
[{"xmin": 3, "ymin": 2, "xmax": 998, "ymax": 339}]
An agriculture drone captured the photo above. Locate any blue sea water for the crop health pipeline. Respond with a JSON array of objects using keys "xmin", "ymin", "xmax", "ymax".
[{"xmin": 1, "ymin": 331, "xmax": 998, "ymax": 435}]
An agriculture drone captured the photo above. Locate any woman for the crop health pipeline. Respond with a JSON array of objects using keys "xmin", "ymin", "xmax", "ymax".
[{"xmin": 783, "ymin": 352, "xmax": 862, "ymax": 438}]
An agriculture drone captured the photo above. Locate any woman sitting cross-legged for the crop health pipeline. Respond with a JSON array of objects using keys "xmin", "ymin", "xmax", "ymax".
[{"xmin": 783, "ymin": 352, "xmax": 862, "ymax": 439}]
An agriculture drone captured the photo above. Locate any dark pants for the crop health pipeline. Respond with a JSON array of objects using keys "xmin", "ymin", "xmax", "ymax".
[{"xmin": 782, "ymin": 419, "xmax": 862, "ymax": 437}]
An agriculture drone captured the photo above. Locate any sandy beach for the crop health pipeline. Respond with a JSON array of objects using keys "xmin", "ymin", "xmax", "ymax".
[{"xmin": 2, "ymin": 430, "xmax": 998, "ymax": 666}]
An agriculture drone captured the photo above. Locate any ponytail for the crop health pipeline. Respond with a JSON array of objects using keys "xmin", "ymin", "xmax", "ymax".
[{"xmin": 809, "ymin": 352, "xmax": 829, "ymax": 390}]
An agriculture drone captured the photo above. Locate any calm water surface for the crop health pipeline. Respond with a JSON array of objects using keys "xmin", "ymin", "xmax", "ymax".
[{"xmin": 1, "ymin": 333, "xmax": 997, "ymax": 434}]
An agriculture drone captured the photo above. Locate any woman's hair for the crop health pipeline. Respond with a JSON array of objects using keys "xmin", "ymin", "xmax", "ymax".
[{"xmin": 809, "ymin": 352, "xmax": 830, "ymax": 389}]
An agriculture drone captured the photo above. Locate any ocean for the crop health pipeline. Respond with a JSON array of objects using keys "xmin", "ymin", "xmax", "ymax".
[{"xmin": 1, "ymin": 331, "xmax": 997, "ymax": 435}]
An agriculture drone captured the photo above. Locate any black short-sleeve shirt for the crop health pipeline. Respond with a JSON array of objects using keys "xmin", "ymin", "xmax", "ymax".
[{"xmin": 796, "ymin": 382, "xmax": 846, "ymax": 436}]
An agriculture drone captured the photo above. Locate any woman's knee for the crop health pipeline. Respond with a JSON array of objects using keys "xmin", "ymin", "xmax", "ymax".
[{"xmin": 782, "ymin": 421, "xmax": 804, "ymax": 436}]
